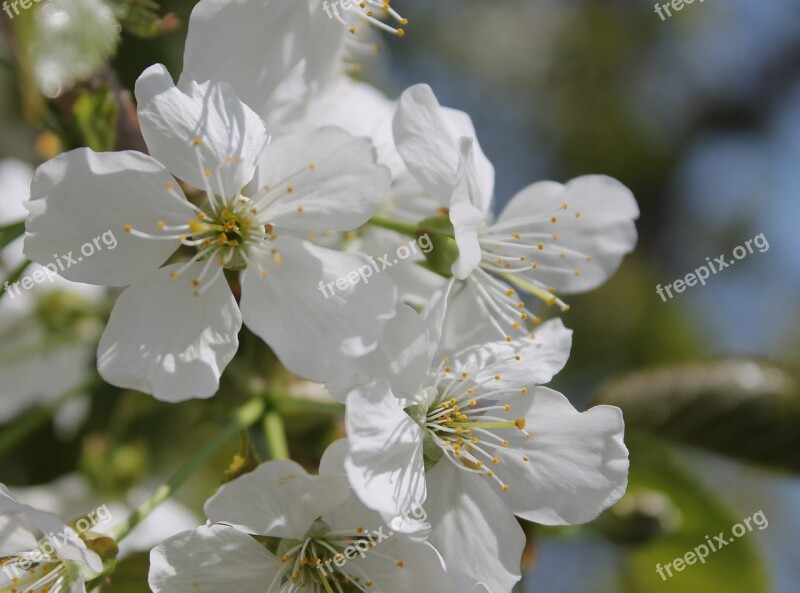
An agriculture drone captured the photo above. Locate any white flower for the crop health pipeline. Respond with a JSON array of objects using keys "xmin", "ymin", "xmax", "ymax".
[
  {"xmin": 0, "ymin": 484, "xmax": 103, "ymax": 593},
  {"xmin": 337, "ymin": 307, "xmax": 629, "ymax": 593},
  {"xmin": 149, "ymin": 446, "xmax": 467, "ymax": 593},
  {"xmin": 12, "ymin": 474, "xmax": 200, "ymax": 560},
  {"xmin": 393, "ymin": 84, "xmax": 640, "ymax": 354},
  {"xmin": 24, "ymin": 64, "xmax": 395, "ymax": 401},
  {"xmin": 0, "ymin": 159, "xmax": 101, "ymax": 433}
]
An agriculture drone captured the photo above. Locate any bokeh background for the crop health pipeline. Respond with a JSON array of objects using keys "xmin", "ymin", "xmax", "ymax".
[{"xmin": 0, "ymin": 0, "xmax": 798, "ymax": 591}]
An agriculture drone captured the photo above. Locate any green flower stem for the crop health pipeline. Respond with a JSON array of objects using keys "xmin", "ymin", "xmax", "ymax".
[
  {"xmin": 263, "ymin": 408, "xmax": 289, "ymax": 460},
  {"xmin": 366, "ymin": 215, "xmax": 418, "ymax": 237},
  {"xmin": 107, "ymin": 396, "xmax": 267, "ymax": 543},
  {"xmin": 0, "ymin": 375, "xmax": 100, "ymax": 457}
]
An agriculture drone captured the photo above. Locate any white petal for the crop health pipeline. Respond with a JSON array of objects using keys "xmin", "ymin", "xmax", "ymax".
[
  {"xmin": 493, "ymin": 387, "xmax": 629, "ymax": 525},
  {"xmin": 204, "ymin": 460, "xmax": 350, "ymax": 539},
  {"xmin": 348, "ymin": 538, "xmax": 465, "ymax": 593},
  {"xmin": 254, "ymin": 126, "xmax": 391, "ymax": 231},
  {"xmin": 149, "ymin": 525, "xmax": 280, "ymax": 593},
  {"xmin": 326, "ymin": 304, "xmax": 431, "ymax": 404},
  {"xmin": 180, "ymin": 0, "xmax": 309, "ymax": 115},
  {"xmin": 96, "ymin": 263, "xmax": 241, "ymax": 402},
  {"xmin": 344, "ymin": 381, "xmax": 426, "ymax": 516},
  {"xmin": 24, "ymin": 149, "xmax": 192, "ymax": 287},
  {"xmin": 450, "ymin": 137, "xmax": 486, "ymax": 279},
  {"xmin": 426, "ymin": 278, "xmax": 507, "ymax": 358},
  {"xmin": 240, "ymin": 236, "xmax": 397, "ymax": 382},
  {"xmin": 425, "ymin": 460, "xmax": 525, "ymax": 593},
  {"xmin": 452, "ymin": 319, "xmax": 572, "ymax": 391},
  {"xmin": 393, "ymin": 84, "xmax": 494, "ymax": 208},
  {"xmin": 135, "ymin": 64, "xmax": 269, "ymax": 198},
  {"xmin": 493, "ymin": 175, "xmax": 639, "ymax": 293}
]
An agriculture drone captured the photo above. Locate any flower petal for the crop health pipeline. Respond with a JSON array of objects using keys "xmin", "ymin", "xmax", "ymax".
[
  {"xmin": 149, "ymin": 525, "xmax": 281, "ymax": 593},
  {"xmin": 96, "ymin": 263, "xmax": 241, "ymax": 402},
  {"xmin": 204, "ymin": 460, "xmax": 350, "ymax": 539},
  {"xmin": 452, "ymin": 319, "xmax": 572, "ymax": 392},
  {"xmin": 326, "ymin": 304, "xmax": 431, "ymax": 405},
  {"xmin": 240, "ymin": 235, "xmax": 397, "ymax": 382},
  {"xmin": 493, "ymin": 175, "xmax": 639, "ymax": 293},
  {"xmin": 393, "ymin": 84, "xmax": 494, "ymax": 209},
  {"xmin": 493, "ymin": 387, "xmax": 629, "ymax": 525},
  {"xmin": 425, "ymin": 460, "xmax": 525, "ymax": 593},
  {"xmin": 24, "ymin": 149, "xmax": 192, "ymax": 287},
  {"xmin": 344, "ymin": 381, "xmax": 427, "ymax": 516},
  {"xmin": 253, "ymin": 126, "xmax": 391, "ymax": 232},
  {"xmin": 135, "ymin": 63, "xmax": 269, "ymax": 198},
  {"xmin": 180, "ymin": 0, "xmax": 309, "ymax": 115},
  {"xmin": 450, "ymin": 137, "xmax": 486, "ymax": 279},
  {"xmin": 348, "ymin": 538, "xmax": 466, "ymax": 593}
]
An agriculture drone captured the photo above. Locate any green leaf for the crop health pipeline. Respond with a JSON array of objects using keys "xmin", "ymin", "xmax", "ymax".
[
  {"xmin": 595, "ymin": 359, "xmax": 800, "ymax": 473},
  {"xmin": 72, "ymin": 83, "xmax": 119, "ymax": 152},
  {"xmin": 0, "ymin": 220, "xmax": 25, "ymax": 250},
  {"xmin": 616, "ymin": 438, "xmax": 768, "ymax": 593}
]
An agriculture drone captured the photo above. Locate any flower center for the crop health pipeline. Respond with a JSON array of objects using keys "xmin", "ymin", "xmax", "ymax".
[
  {"xmin": 270, "ymin": 519, "xmax": 403, "ymax": 593},
  {"xmin": 417, "ymin": 361, "xmax": 532, "ymax": 492},
  {"xmin": 123, "ymin": 194, "xmax": 269, "ymax": 296},
  {"xmin": 1, "ymin": 554, "xmax": 70, "ymax": 593}
]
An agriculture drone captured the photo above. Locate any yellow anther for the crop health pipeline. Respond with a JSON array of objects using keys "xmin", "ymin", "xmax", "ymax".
[
  {"xmin": 495, "ymin": 374, "xmax": 501, "ymax": 381},
  {"xmin": 515, "ymin": 418, "xmax": 526, "ymax": 430},
  {"xmin": 537, "ymin": 243, "xmax": 544, "ymax": 250},
  {"xmin": 504, "ymin": 404, "xmax": 511, "ymax": 411},
  {"xmin": 165, "ymin": 181, "xmax": 174, "ymax": 190},
  {"xmin": 574, "ymin": 269, "xmax": 581, "ymax": 276},
  {"xmin": 506, "ymin": 289, "xmax": 515, "ymax": 296},
  {"xmin": 492, "ymin": 457, "xmax": 500, "ymax": 465},
  {"xmin": 192, "ymin": 137, "xmax": 202, "ymax": 146},
  {"xmin": 349, "ymin": 25, "xmax": 356, "ymax": 34},
  {"xmin": 511, "ymin": 232, "xmax": 521, "ymax": 240},
  {"xmin": 520, "ymin": 387, "xmax": 528, "ymax": 394},
  {"xmin": 502, "ymin": 484, "xmax": 509, "ymax": 491},
  {"xmin": 396, "ymin": 28, "xmax": 405, "ymax": 37},
  {"xmin": 397, "ymin": 561, "xmax": 404, "ymax": 568},
  {"xmin": 531, "ymin": 261, "xmax": 538, "ymax": 269},
  {"xmin": 551, "ymin": 216, "xmax": 557, "ymax": 223},
  {"xmin": 309, "ymin": 162, "xmax": 317, "ymax": 169},
  {"xmin": 523, "ymin": 455, "xmax": 529, "ymax": 462},
  {"xmin": 123, "ymin": 224, "xmax": 132, "ymax": 233},
  {"xmin": 575, "ymin": 211, "xmax": 581, "ymax": 218},
  {"xmin": 204, "ymin": 169, "xmax": 212, "ymax": 178},
  {"xmin": 561, "ymin": 202, "xmax": 568, "ymax": 209},
  {"xmin": 170, "ymin": 271, "xmax": 179, "ymax": 280}
]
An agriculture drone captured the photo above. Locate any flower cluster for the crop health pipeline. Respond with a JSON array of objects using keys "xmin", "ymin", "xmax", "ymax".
[{"xmin": 15, "ymin": 0, "xmax": 640, "ymax": 591}]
